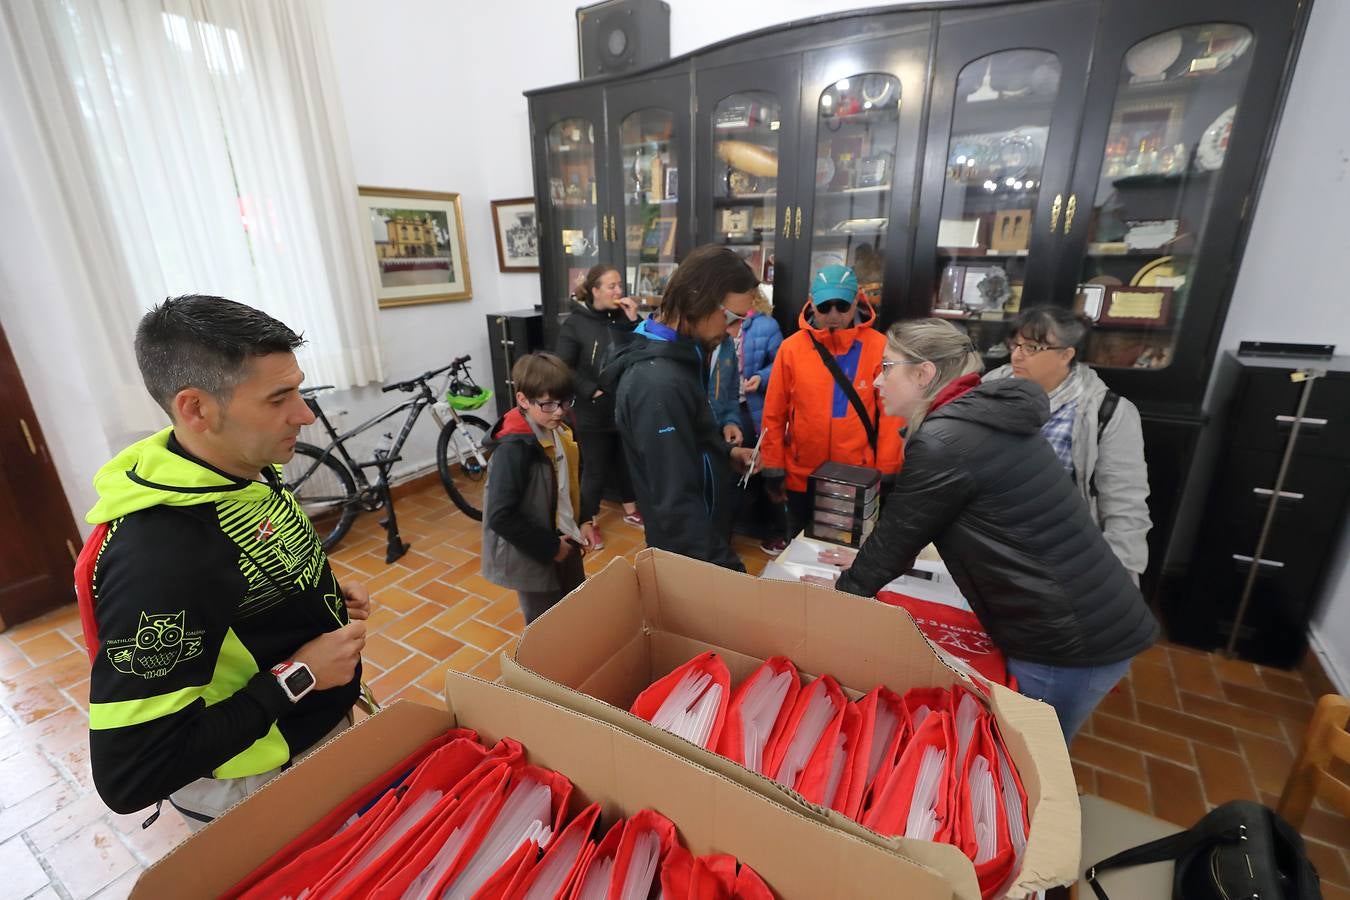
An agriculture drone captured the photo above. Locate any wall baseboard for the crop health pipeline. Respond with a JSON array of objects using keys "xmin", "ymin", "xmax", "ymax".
[{"xmin": 1305, "ymin": 627, "xmax": 1347, "ymax": 696}]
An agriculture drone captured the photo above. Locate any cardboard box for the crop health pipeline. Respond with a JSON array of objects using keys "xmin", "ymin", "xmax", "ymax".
[
  {"xmin": 501, "ymin": 549, "xmax": 1080, "ymax": 899},
  {"xmin": 131, "ymin": 674, "xmax": 960, "ymax": 899}
]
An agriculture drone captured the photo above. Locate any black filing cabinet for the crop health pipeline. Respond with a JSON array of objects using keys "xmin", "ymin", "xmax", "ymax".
[
  {"xmin": 485, "ymin": 310, "xmax": 545, "ymax": 410},
  {"xmin": 1167, "ymin": 352, "xmax": 1350, "ymax": 668}
]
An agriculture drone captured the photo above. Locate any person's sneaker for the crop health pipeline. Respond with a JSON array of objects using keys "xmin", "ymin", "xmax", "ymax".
[
  {"xmin": 760, "ymin": 537, "xmax": 789, "ymax": 556},
  {"xmin": 622, "ymin": 512, "xmax": 644, "ymax": 528},
  {"xmin": 590, "ymin": 522, "xmax": 605, "ymax": 550}
]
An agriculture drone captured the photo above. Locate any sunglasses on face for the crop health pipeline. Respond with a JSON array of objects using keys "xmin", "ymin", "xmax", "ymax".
[
  {"xmin": 814, "ymin": 299, "xmax": 852, "ymax": 315},
  {"xmin": 531, "ymin": 398, "xmax": 575, "ymax": 413},
  {"xmin": 722, "ymin": 305, "xmax": 749, "ymax": 325}
]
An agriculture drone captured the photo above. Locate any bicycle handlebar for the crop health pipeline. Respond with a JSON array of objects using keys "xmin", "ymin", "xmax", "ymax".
[{"xmin": 379, "ymin": 355, "xmax": 472, "ymax": 393}]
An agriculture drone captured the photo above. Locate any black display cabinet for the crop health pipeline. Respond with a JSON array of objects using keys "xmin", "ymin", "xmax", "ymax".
[{"xmin": 485, "ymin": 310, "xmax": 545, "ymax": 410}]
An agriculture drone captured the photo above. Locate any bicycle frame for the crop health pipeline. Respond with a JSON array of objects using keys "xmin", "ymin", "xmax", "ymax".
[{"xmin": 304, "ymin": 387, "xmax": 436, "ymax": 493}]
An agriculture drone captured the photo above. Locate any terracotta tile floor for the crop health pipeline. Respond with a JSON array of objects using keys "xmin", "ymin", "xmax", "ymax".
[{"xmin": 0, "ymin": 480, "xmax": 1346, "ymax": 898}]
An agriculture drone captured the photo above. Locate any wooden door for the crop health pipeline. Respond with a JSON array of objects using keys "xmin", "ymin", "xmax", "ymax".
[{"xmin": 0, "ymin": 321, "xmax": 82, "ymax": 629}]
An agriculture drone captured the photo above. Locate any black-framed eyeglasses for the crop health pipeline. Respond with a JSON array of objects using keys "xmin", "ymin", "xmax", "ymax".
[
  {"xmin": 531, "ymin": 397, "xmax": 575, "ymax": 413},
  {"xmin": 814, "ymin": 299, "xmax": 853, "ymax": 315},
  {"xmin": 1006, "ymin": 340, "xmax": 1066, "ymax": 356}
]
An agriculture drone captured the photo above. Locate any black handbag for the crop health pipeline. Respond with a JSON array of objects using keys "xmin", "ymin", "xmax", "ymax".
[{"xmin": 1086, "ymin": 800, "xmax": 1321, "ymax": 900}]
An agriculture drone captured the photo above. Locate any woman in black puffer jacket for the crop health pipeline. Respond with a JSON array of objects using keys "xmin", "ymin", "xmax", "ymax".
[
  {"xmin": 555, "ymin": 265, "xmax": 642, "ymax": 546},
  {"xmin": 829, "ymin": 318, "xmax": 1158, "ymax": 741}
]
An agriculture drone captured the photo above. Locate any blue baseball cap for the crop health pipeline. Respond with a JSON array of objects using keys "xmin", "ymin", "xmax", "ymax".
[{"xmin": 811, "ymin": 265, "xmax": 859, "ymax": 305}]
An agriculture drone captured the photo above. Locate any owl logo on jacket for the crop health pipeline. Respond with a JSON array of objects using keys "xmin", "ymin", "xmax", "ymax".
[{"xmin": 106, "ymin": 611, "xmax": 204, "ymax": 679}]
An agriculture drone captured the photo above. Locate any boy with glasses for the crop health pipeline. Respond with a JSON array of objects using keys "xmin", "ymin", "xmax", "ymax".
[
  {"xmin": 480, "ymin": 352, "xmax": 596, "ymax": 623},
  {"xmin": 760, "ymin": 264, "xmax": 904, "ymax": 547}
]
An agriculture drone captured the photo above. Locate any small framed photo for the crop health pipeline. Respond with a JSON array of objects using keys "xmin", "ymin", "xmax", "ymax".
[
  {"xmin": 937, "ymin": 217, "xmax": 982, "ymax": 250},
  {"xmin": 641, "ymin": 216, "xmax": 677, "ymax": 257},
  {"xmin": 633, "ymin": 262, "xmax": 677, "ymax": 302},
  {"xmin": 489, "ymin": 198, "xmax": 539, "ymax": 273},
  {"xmin": 626, "ymin": 223, "xmax": 645, "ymax": 253},
  {"xmin": 937, "ymin": 264, "xmax": 966, "ymax": 310},
  {"xmin": 357, "ymin": 186, "xmax": 471, "ymax": 308},
  {"xmin": 664, "ymin": 167, "xmax": 678, "ymax": 200},
  {"xmin": 720, "ymin": 207, "xmax": 753, "ymax": 239},
  {"xmin": 1076, "ymin": 283, "xmax": 1107, "ymax": 320}
]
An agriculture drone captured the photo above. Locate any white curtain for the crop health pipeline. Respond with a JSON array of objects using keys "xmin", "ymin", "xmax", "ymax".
[{"xmin": 0, "ymin": 0, "xmax": 382, "ymax": 423}]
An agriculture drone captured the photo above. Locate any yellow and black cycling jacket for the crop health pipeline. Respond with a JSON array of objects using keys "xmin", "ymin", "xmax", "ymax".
[{"xmin": 83, "ymin": 428, "xmax": 358, "ymax": 815}]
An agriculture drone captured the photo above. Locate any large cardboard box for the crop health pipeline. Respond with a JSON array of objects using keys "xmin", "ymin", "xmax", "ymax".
[
  {"xmin": 501, "ymin": 549, "xmax": 1080, "ymax": 899},
  {"xmin": 132, "ymin": 673, "xmax": 962, "ymax": 899}
]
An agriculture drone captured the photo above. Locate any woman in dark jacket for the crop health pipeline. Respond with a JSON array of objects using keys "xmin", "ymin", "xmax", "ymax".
[
  {"xmin": 605, "ymin": 246, "xmax": 761, "ymax": 571},
  {"xmin": 555, "ymin": 265, "xmax": 642, "ymax": 547},
  {"xmin": 825, "ymin": 318, "xmax": 1158, "ymax": 741}
]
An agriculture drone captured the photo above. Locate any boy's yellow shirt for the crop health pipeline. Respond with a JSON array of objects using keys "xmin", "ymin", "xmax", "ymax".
[{"xmin": 537, "ymin": 423, "xmax": 582, "ymax": 525}]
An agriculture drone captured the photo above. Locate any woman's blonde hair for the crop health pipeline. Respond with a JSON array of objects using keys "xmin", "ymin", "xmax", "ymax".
[
  {"xmin": 752, "ymin": 289, "xmax": 773, "ymax": 316},
  {"xmin": 886, "ymin": 318, "xmax": 984, "ymax": 422}
]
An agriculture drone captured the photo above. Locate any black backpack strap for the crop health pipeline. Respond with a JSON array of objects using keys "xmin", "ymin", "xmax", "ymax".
[
  {"xmin": 807, "ymin": 333, "xmax": 879, "ymax": 453},
  {"xmin": 1097, "ymin": 390, "xmax": 1119, "ymax": 440},
  {"xmin": 1086, "ymin": 804, "xmax": 1250, "ymax": 900}
]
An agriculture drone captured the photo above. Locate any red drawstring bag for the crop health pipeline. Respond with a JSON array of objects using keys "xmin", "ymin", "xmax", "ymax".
[
  {"xmin": 901, "ymin": 686, "xmax": 950, "ymax": 731},
  {"xmin": 504, "ymin": 802, "xmax": 601, "ymax": 899},
  {"xmin": 658, "ymin": 844, "xmax": 698, "ymax": 899},
  {"xmin": 471, "ymin": 838, "xmax": 540, "ymax": 900},
  {"xmin": 847, "ymin": 687, "xmax": 908, "ymax": 821},
  {"xmin": 953, "ymin": 716, "xmax": 1017, "ymax": 900},
  {"xmin": 607, "ymin": 808, "xmax": 679, "ymax": 896},
  {"xmin": 796, "ymin": 700, "xmax": 860, "ymax": 810},
  {"xmin": 732, "ymin": 861, "xmax": 773, "ymax": 899},
  {"xmin": 715, "ymin": 656, "xmax": 800, "ymax": 772},
  {"xmin": 564, "ymin": 818, "xmax": 623, "ymax": 899},
  {"xmin": 877, "ymin": 592, "xmax": 1011, "ymax": 687},
  {"xmin": 424, "ymin": 765, "xmax": 574, "ymax": 899},
  {"xmin": 861, "ymin": 711, "xmax": 957, "ymax": 842},
  {"xmin": 227, "ymin": 728, "xmax": 478, "ymax": 898},
  {"xmin": 765, "ymin": 674, "xmax": 846, "ymax": 792},
  {"xmin": 629, "ymin": 651, "xmax": 732, "ymax": 750}
]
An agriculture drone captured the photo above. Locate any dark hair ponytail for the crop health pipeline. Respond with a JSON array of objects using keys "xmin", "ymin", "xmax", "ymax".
[{"xmin": 572, "ymin": 264, "xmax": 619, "ymax": 306}]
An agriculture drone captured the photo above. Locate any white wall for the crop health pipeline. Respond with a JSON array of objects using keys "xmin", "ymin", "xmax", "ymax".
[{"xmin": 1215, "ymin": 0, "xmax": 1350, "ymax": 690}]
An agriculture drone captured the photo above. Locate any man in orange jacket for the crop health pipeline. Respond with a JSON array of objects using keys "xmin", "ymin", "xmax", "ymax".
[{"xmin": 760, "ymin": 265, "xmax": 904, "ymax": 550}]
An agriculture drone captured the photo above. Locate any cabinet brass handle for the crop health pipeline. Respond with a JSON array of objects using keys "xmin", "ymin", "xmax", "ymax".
[
  {"xmin": 795, "ymin": 206, "xmax": 802, "ymax": 240},
  {"xmin": 609, "ymin": 215, "xmax": 617, "ymax": 242},
  {"xmin": 1232, "ymin": 553, "xmax": 1285, "ymax": 569},
  {"xmin": 1064, "ymin": 194, "xmax": 1078, "ymax": 235},
  {"xmin": 18, "ymin": 418, "xmax": 36, "ymax": 455},
  {"xmin": 1252, "ymin": 487, "xmax": 1305, "ymax": 501},
  {"xmin": 783, "ymin": 207, "xmax": 791, "ymax": 239},
  {"xmin": 1050, "ymin": 194, "xmax": 1063, "ymax": 233},
  {"xmin": 1274, "ymin": 414, "xmax": 1328, "ymax": 426},
  {"xmin": 604, "ymin": 215, "xmax": 610, "ymax": 242}
]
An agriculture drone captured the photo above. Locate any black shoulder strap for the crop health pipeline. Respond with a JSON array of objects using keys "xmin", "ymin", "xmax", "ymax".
[
  {"xmin": 807, "ymin": 332, "xmax": 878, "ymax": 453},
  {"xmin": 1086, "ymin": 803, "xmax": 1252, "ymax": 900},
  {"xmin": 1098, "ymin": 390, "xmax": 1120, "ymax": 440}
]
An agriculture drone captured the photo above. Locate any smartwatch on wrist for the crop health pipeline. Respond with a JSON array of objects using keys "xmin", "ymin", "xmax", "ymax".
[{"xmin": 270, "ymin": 661, "xmax": 316, "ymax": 703}]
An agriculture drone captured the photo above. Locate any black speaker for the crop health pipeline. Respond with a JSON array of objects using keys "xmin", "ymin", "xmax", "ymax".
[{"xmin": 576, "ymin": 0, "xmax": 670, "ymax": 79}]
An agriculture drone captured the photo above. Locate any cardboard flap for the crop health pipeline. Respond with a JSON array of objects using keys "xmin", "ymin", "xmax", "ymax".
[
  {"xmin": 131, "ymin": 703, "xmax": 452, "ymax": 899},
  {"xmin": 517, "ymin": 555, "xmax": 643, "ymax": 687},
  {"xmin": 444, "ymin": 673, "xmax": 961, "ymax": 899}
]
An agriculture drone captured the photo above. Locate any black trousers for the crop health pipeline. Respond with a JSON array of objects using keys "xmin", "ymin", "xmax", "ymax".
[
  {"xmin": 576, "ymin": 429, "xmax": 636, "ymax": 520},
  {"xmin": 786, "ymin": 489, "xmax": 813, "ymax": 541},
  {"xmin": 516, "ymin": 549, "xmax": 586, "ymax": 624}
]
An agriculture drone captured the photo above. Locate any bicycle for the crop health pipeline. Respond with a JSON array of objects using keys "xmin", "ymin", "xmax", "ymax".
[{"xmin": 281, "ymin": 355, "xmax": 494, "ymax": 563}]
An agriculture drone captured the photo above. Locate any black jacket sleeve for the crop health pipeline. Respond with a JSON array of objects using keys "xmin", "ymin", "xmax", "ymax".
[
  {"xmin": 555, "ymin": 319, "xmax": 601, "ymax": 401},
  {"xmin": 485, "ymin": 441, "xmax": 561, "ymax": 564},
  {"xmin": 624, "ymin": 380, "xmax": 745, "ymax": 572},
  {"xmin": 835, "ymin": 432, "xmax": 973, "ymax": 597},
  {"xmin": 88, "ymin": 518, "xmax": 294, "ymax": 814}
]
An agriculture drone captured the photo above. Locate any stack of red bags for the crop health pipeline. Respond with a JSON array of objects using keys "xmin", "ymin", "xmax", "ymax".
[
  {"xmin": 226, "ymin": 727, "xmax": 771, "ymax": 900},
  {"xmin": 629, "ymin": 654, "xmax": 1031, "ymax": 899}
]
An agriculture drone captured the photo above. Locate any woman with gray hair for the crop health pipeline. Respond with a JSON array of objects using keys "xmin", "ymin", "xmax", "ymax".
[
  {"xmin": 819, "ymin": 318, "xmax": 1158, "ymax": 741},
  {"xmin": 984, "ymin": 306, "xmax": 1151, "ymax": 580}
]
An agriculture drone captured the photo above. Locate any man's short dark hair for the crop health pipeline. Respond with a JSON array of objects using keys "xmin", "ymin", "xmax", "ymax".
[
  {"xmin": 511, "ymin": 352, "xmax": 573, "ymax": 401},
  {"xmin": 135, "ymin": 295, "xmax": 305, "ymax": 415}
]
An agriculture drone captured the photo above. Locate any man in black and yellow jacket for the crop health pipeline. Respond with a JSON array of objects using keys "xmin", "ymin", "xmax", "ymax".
[{"xmin": 79, "ymin": 295, "xmax": 368, "ymax": 827}]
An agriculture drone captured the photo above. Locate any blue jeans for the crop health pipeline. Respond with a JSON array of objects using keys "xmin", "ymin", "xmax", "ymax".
[{"xmin": 1006, "ymin": 656, "xmax": 1133, "ymax": 743}]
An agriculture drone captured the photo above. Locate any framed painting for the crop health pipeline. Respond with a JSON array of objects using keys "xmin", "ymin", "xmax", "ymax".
[
  {"xmin": 490, "ymin": 197, "xmax": 540, "ymax": 273},
  {"xmin": 358, "ymin": 187, "xmax": 472, "ymax": 308}
]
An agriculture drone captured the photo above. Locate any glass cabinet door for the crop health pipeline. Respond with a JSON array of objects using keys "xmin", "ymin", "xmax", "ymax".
[
  {"xmin": 803, "ymin": 73, "xmax": 902, "ymax": 310},
  {"xmin": 708, "ymin": 90, "xmax": 785, "ymax": 296},
  {"xmin": 544, "ymin": 116, "xmax": 603, "ymax": 311},
  {"xmin": 1068, "ymin": 23, "xmax": 1256, "ymax": 372},
  {"xmin": 930, "ymin": 49, "xmax": 1062, "ymax": 354},
  {"xmin": 618, "ymin": 108, "xmax": 679, "ymax": 309}
]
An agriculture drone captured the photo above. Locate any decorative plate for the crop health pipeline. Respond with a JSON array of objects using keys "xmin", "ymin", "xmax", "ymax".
[
  {"xmin": 1086, "ymin": 275, "xmax": 1123, "ymax": 286},
  {"xmin": 1130, "ymin": 256, "xmax": 1178, "ymax": 287},
  {"xmin": 1198, "ymin": 24, "xmax": 1254, "ymax": 73},
  {"xmin": 1125, "ymin": 32, "xmax": 1183, "ymax": 79},
  {"xmin": 1196, "ymin": 106, "xmax": 1237, "ymax": 171},
  {"xmin": 816, "ymin": 156, "xmax": 836, "ymax": 187}
]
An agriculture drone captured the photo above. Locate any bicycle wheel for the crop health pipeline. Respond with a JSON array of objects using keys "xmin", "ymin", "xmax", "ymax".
[
  {"xmin": 436, "ymin": 414, "xmax": 492, "ymax": 520},
  {"xmin": 282, "ymin": 442, "xmax": 359, "ymax": 550}
]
